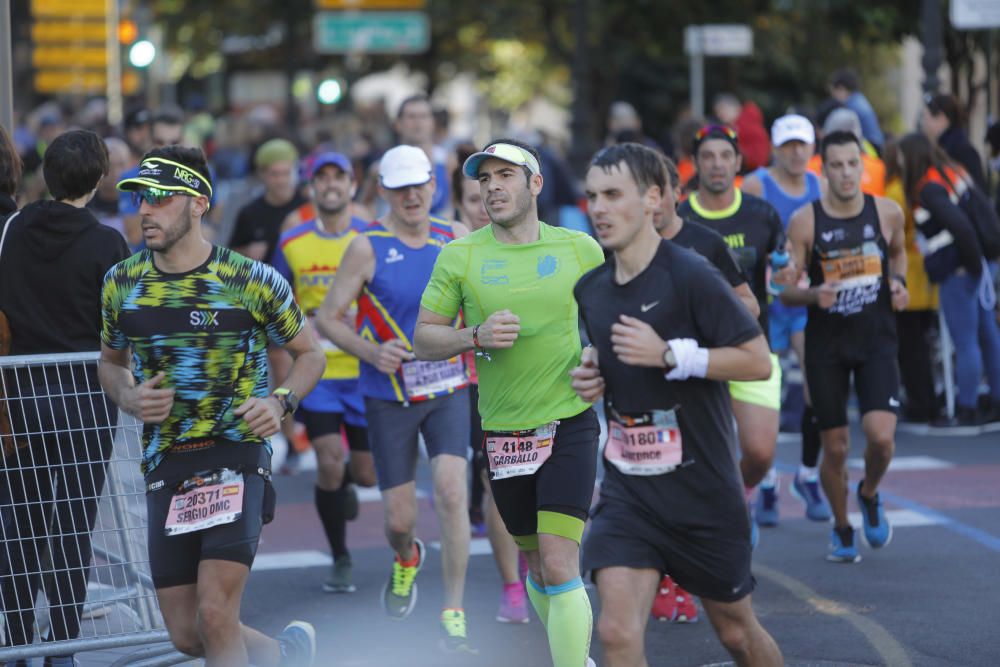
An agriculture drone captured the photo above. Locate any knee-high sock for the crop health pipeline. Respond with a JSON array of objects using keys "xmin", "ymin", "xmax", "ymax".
[
  {"xmin": 801, "ymin": 404, "xmax": 821, "ymax": 468},
  {"xmin": 546, "ymin": 578, "xmax": 592, "ymax": 667},
  {"xmin": 315, "ymin": 486, "xmax": 349, "ymax": 560},
  {"xmin": 526, "ymin": 573, "xmax": 550, "ymax": 628}
]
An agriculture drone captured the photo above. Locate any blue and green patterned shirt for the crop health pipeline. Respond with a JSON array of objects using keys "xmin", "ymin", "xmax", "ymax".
[{"xmin": 101, "ymin": 246, "xmax": 305, "ymax": 474}]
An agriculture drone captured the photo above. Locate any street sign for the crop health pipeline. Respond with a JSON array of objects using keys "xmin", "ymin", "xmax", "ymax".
[
  {"xmin": 313, "ymin": 11, "xmax": 430, "ymax": 54},
  {"xmin": 33, "ymin": 46, "xmax": 107, "ymax": 68},
  {"xmin": 950, "ymin": 0, "xmax": 1000, "ymax": 29},
  {"xmin": 315, "ymin": 0, "xmax": 426, "ymax": 7},
  {"xmin": 32, "ymin": 21, "xmax": 108, "ymax": 43},
  {"xmin": 34, "ymin": 70, "xmax": 106, "ymax": 94},
  {"xmin": 30, "ymin": 0, "xmax": 106, "ymax": 18},
  {"xmin": 684, "ymin": 24, "xmax": 753, "ymax": 57}
]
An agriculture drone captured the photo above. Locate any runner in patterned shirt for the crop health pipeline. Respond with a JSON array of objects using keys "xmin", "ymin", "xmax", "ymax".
[{"xmin": 100, "ymin": 145, "xmax": 325, "ymax": 667}]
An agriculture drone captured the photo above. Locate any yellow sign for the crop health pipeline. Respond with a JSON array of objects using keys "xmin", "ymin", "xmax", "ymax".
[
  {"xmin": 34, "ymin": 70, "xmax": 106, "ymax": 94},
  {"xmin": 33, "ymin": 46, "xmax": 108, "ymax": 68},
  {"xmin": 30, "ymin": 0, "xmax": 107, "ymax": 18},
  {"xmin": 32, "ymin": 21, "xmax": 108, "ymax": 43},
  {"xmin": 314, "ymin": 0, "xmax": 426, "ymax": 8}
]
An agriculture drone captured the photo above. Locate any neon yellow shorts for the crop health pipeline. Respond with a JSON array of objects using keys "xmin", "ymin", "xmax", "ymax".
[{"xmin": 728, "ymin": 353, "xmax": 782, "ymax": 410}]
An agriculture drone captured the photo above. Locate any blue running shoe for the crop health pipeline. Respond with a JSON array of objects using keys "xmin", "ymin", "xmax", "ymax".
[
  {"xmin": 754, "ymin": 482, "xmax": 779, "ymax": 526},
  {"xmin": 791, "ymin": 473, "xmax": 832, "ymax": 521},
  {"xmin": 826, "ymin": 526, "xmax": 861, "ymax": 563},
  {"xmin": 857, "ymin": 482, "xmax": 892, "ymax": 548},
  {"xmin": 277, "ymin": 620, "xmax": 317, "ymax": 667}
]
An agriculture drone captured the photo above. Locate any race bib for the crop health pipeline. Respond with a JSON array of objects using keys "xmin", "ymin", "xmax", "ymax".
[
  {"xmin": 819, "ymin": 242, "xmax": 882, "ymax": 290},
  {"xmin": 164, "ymin": 468, "xmax": 245, "ymax": 536},
  {"xmin": 605, "ymin": 408, "xmax": 683, "ymax": 476},
  {"xmin": 402, "ymin": 357, "xmax": 466, "ymax": 399},
  {"xmin": 485, "ymin": 421, "xmax": 557, "ymax": 480}
]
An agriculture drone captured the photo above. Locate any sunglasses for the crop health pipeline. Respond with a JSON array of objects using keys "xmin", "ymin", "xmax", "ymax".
[
  {"xmin": 694, "ymin": 124, "xmax": 738, "ymax": 142},
  {"xmin": 131, "ymin": 187, "xmax": 186, "ymax": 208}
]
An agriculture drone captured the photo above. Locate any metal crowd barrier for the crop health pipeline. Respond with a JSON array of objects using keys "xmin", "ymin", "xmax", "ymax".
[{"xmin": 0, "ymin": 352, "xmax": 190, "ymax": 666}]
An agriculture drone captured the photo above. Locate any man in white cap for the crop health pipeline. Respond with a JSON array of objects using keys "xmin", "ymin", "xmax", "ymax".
[
  {"xmin": 315, "ymin": 145, "xmax": 476, "ymax": 653},
  {"xmin": 742, "ymin": 114, "xmax": 830, "ymax": 530},
  {"xmin": 413, "ymin": 138, "xmax": 605, "ymax": 667}
]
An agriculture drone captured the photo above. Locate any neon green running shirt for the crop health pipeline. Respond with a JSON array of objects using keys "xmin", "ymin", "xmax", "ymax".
[{"xmin": 421, "ymin": 222, "xmax": 605, "ymax": 431}]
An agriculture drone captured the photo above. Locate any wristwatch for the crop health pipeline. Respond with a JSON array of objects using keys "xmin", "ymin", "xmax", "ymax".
[
  {"xmin": 662, "ymin": 346, "xmax": 677, "ymax": 370},
  {"xmin": 271, "ymin": 388, "xmax": 299, "ymax": 417}
]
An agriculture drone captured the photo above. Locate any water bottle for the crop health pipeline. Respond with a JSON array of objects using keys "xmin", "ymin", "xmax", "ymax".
[{"xmin": 769, "ymin": 249, "xmax": 789, "ymax": 294}]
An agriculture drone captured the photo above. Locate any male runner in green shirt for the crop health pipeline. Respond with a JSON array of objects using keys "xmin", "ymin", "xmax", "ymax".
[{"xmin": 415, "ymin": 138, "xmax": 604, "ymax": 667}]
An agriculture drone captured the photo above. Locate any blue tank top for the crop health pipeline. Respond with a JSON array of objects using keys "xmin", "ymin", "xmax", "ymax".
[
  {"xmin": 752, "ymin": 168, "xmax": 822, "ymax": 228},
  {"xmin": 357, "ymin": 217, "xmax": 464, "ymax": 402}
]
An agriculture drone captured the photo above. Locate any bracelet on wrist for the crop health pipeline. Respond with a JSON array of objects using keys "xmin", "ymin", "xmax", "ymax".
[{"xmin": 472, "ymin": 325, "xmax": 492, "ymax": 361}]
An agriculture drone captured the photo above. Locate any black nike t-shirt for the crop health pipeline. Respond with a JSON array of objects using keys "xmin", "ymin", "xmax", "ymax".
[
  {"xmin": 574, "ymin": 240, "xmax": 762, "ymax": 527},
  {"xmin": 670, "ymin": 219, "xmax": 746, "ymax": 288},
  {"xmin": 678, "ymin": 191, "xmax": 783, "ymax": 340},
  {"xmin": 228, "ymin": 193, "xmax": 307, "ymax": 265}
]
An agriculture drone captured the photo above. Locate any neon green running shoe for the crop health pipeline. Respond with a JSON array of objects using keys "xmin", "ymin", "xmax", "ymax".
[
  {"xmin": 381, "ymin": 538, "xmax": 424, "ymax": 620},
  {"xmin": 440, "ymin": 608, "xmax": 478, "ymax": 654}
]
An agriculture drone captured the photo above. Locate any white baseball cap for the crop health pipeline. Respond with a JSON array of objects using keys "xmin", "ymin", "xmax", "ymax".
[
  {"xmin": 379, "ymin": 145, "xmax": 432, "ymax": 189},
  {"xmin": 771, "ymin": 114, "xmax": 816, "ymax": 146}
]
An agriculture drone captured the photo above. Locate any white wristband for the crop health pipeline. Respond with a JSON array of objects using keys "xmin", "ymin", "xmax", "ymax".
[{"xmin": 664, "ymin": 338, "xmax": 709, "ymax": 381}]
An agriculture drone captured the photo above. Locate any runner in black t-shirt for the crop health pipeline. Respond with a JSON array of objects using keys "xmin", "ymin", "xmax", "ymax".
[
  {"xmin": 573, "ymin": 143, "xmax": 782, "ymax": 666},
  {"xmin": 675, "ymin": 126, "xmax": 787, "ymax": 546},
  {"xmin": 777, "ymin": 131, "xmax": 907, "ymax": 563}
]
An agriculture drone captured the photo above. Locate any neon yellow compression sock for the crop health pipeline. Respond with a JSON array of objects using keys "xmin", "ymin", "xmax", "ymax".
[
  {"xmin": 545, "ymin": 577, "xmax": 592, "ymax": 667},
  {"xmin": 525, "ymin": 572, "xmax": 550, "ymax": 628}
]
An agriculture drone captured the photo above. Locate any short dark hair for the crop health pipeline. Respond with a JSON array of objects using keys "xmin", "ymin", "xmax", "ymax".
[
  {"xmin": 152, "ymin": 108, "xmax": 183, "ymax": 127},
  {"xmin": 820, "ymin": 130, "xmax": 863, "ymax": 162},
  {"xmin": 42, "ymin": 129, "xmax": 109, "ymax": 201},
  {"xmin": 145, "ymin": 145, "xmax": 212, "ymax": 190},
  {"xmin": 828, "ymin": 68, "xmax": 860, "ymax": 92},
  {"xmin": 660, "ymin": 155, "xmax": 679, "ymax": 191},
  {"xmin": 452, "ymin": 141, "xmax": 478, "ymax": 207},
  {"xmin": 397, "ymin": 94, "xmax": 431, "ymax": 119},
  {"xmin": 589, "ymin": 142, "xmax": 666, "ymax": 195},
  {"xmin": 483, "ymin": 137, "xmax": 542, "ymax": 182},
  {"xmin": 0, "ymin": 123, "xmax": 22, "ymax": 197}
]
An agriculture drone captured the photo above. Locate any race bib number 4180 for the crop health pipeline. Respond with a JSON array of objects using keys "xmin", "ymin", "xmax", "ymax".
[{"xmin": 605, "ymin": 408, "xmax": 683, "ymax": 476}]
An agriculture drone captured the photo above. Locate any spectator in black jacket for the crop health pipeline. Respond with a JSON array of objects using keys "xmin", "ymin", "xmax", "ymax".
[
  {"xmin": 921, "ymin": 93, "xmax": 986, "ymax": 190},
  {"xmin": 0, "ymin": 123, "xmax": 19, "ymax": 216},
  {"xmin": 898, "ymin": 132, "xmax": 1000, "ymax": 425},
  {"xmin": 0, "ymin": 129, "xmax": 130, "ymax": 665}
]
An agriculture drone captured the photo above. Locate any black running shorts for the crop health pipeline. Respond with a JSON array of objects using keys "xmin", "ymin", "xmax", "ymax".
[
  {"xmin": 806, "ymin": 353, "xmax": 901, "ymax": 430},
  {"xmin": 583, "ymin": 496, "xmax": 755, "ymax": 603},
  {"xmin": 145, "ymin": 440, "xmax": 271, "ymax": 589},
  {"xmin": 486, "ymin": 408, "xmax": 600, "ymax": 546}
]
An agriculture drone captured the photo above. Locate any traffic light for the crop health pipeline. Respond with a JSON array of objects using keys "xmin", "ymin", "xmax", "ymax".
[{"xmin": 317, "ymin": 78, "xmax": 343, "ymax": 105}]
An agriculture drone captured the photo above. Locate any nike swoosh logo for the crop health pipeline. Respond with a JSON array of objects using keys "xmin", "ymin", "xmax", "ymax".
[
  {"xmin": 889, "ymin": 398, "xmax": 900, "ymax": 407},
  {"xmin": 640, "ymin": 301, "xmax": 659, "ymax": 313}
]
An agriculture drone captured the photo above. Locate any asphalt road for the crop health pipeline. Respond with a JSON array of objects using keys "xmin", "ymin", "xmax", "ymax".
[{"xmin": 232, "ymin": 419, "xmax": 1000, "ymax": 667}]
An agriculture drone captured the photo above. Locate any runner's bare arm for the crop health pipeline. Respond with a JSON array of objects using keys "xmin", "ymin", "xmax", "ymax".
[
  {"xmin": 777, "ymin": 204, "xmax": 827, "ymax": 307},
  {"xmin": 704, "ymin": 333, "xmax": 772, "ymax": 382},
  {"xmin": 98, "ymin": 345, "xmax": 175, "ymax": 423},
  {"xmin": 733, "ymin": 282, "xmax": 760, "ymax": 318},
  {"xmin": 413, "ymin": 308, "xmax": 475, "ymax": 361},
  {"xmin": 740, "ymin": 173, "xmax": 763, "ymax": 198},
  {"xmin": 877, "ymin": 197, "xmax": 909, "ymax": 310},
  {"xmin": 315, "ymin": 234, "xmax": 386, "ymax": 366},
  {"xmin": 235, "ymin": 326, "xmax": 324, "ymax": 437}
]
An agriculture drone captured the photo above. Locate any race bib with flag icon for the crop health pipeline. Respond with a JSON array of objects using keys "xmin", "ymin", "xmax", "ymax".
[
  {"xmin": 605, "ymin": 407, "xmax": 684, "ymax": 476},
  {"xmin": 164, "ymin": 468, "xmax": 245, "ymax": 536},
  {"xmin": 485, "ymin": 421, "xmax": 558, "ymax": 480},
  {"xmin": 401, "ymin": 357, "xmax": 466, "ymax": 399}
]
